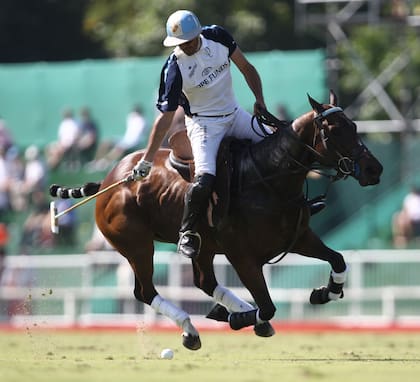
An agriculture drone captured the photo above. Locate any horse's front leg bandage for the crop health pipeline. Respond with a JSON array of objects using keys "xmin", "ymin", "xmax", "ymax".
[{"xmin": 328, "ymin": 268, "xmax": 347, "ymax": 301}]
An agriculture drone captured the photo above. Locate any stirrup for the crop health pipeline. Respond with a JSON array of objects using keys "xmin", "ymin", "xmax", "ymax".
[
  {"xmin": 308, "ymin": 195, "xmax": 326, "ymax": 216},
  {"xmin": 177, "ymin": 230, "xmax": 202, "ymax": 258}
]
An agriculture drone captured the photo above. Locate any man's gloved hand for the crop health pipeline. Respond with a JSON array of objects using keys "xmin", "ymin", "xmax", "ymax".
[{"xmin": 131, "ymin": 159, "xmax": 153, "ymax": 181}]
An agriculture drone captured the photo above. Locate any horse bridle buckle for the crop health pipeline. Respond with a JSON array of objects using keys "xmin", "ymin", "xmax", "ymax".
[{"xmin": 337, "ymin": 156, "xmax": 354, "ymax": 176}]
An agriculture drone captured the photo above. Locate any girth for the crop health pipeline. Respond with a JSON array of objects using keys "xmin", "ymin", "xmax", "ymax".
[{"xmin": 168, "ymin": 129, "xmax": 250, "ymax": 229}]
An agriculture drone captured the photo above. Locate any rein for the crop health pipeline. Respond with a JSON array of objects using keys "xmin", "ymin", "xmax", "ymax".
[
  {"xmin": 253, "ymin": 107, "xmax": 361, "ymax": 182},
  {"xmin": 247, "ymin": 107, "xmax": 359, "ymax": 264},
  {"xmin": 248, "ymin": 109, "xmax": 348, "ymax": 191},
  {"xmin": 266, "ymin": 207, "xmax": 303, "ymax": 265}
]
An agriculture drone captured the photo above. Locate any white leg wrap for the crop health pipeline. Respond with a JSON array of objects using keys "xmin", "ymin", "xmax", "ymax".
[
  {"xmin": 328, "ymin": 268, "xmax": 348, "ymax": 300},
  {"xmin": 213, "ymin": 285, "xmax": 254, "ymax": 312},
  {"xmin": 151, "ymin": 295, "xmax": 190, "ymax": 328},
  {"xmin": 331, "ymin": 268, "xmax": 348, "ymax": 284},
  {"xmin": 328, "ymin": 291, "xmax": 342, "ymax": 300}
]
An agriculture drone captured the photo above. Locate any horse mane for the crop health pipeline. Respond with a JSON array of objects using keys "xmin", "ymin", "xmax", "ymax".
[{"xmin": 235, "ymin": 123, "xmax": 308, "ymax": 189}]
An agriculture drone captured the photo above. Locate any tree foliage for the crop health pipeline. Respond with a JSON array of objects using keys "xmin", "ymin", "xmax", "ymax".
[
  {"xmin": 83, "ymin": 0, "xmax": 321, "ymax": 56},
  {"xmin": 338, "ymin": 24, "xmax": 420, "ymax": 120},
  {"xmin": 1, "ymin": 0, "xmax": 419, "ymax": 120}
]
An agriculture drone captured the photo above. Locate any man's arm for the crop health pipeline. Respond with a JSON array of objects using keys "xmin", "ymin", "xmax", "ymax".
[
  {"xmin": 230, "ymin": 47, "xmax": 266, "ymax": 113},
  {"xmin": 142, "ymin": 110, "xmax": 175, "ymax": 162},
  {"xmin": 131, "ymin": 110, "xmax": 175, "ymax": 180}
]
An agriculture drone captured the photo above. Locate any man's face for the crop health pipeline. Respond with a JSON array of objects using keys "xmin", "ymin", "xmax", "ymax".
[{"xmin": 179, "ymin": 37, "xmax": 200, "ymax": 56}]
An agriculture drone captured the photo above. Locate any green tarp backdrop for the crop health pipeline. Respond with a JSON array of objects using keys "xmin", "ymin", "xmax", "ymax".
[{"xmin": 0, "ymin": 49, "xmax": 326, "ymax": 148}]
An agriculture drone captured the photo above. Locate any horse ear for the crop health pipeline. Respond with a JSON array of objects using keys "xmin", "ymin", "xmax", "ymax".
[
  {"xmin": 307, "ymin": 93, "xmax": 324, "ymax": 113},
  {"xmin": 329, "ymin": 89, "xmax": 338, "ymax": 106}
]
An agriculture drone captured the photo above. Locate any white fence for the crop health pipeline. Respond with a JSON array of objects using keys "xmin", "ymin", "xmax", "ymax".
[{"xmin": 1, "ymin": 250, "xmax": 420, "ymax": 328}]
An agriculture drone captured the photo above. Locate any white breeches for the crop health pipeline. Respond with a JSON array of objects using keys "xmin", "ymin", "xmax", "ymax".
[{"xmin": 185, "ymin": 107, "xmax": 266, "ymax": 176}]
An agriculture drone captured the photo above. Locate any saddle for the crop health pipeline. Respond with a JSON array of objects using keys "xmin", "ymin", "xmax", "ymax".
[{"xmin": 168, "ymin": 129, "xmax": 249, "ymax": 229}]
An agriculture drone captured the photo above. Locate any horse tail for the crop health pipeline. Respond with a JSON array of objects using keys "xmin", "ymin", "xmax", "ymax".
[{"xmin": 49, "ymin": 182, "xmax": 102, "ymax": 199}]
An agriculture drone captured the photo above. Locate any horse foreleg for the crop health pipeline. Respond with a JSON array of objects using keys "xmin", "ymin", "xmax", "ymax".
[
  {"xmin": 222, "ymin": 258, "xmax": 276, "ymax": 335},
  {"xmin": 293, "ymin": 229, "xmax": 347, "ymax": 305},
  {"xmin": 309, "ymin": 268, "xmax": 347, "ymax": 305},
  {"xmin": 193, "ymin": 253, "xmax": 274, "ymax": 337}
]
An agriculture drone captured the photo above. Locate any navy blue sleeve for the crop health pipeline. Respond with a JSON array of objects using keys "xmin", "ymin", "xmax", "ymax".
[
  {"xmin": 201, "ymin": 25, "xmax": 237, "ymax": 56},
  {"xmin": 156, "ymin": 53, "xmax": 183, "ymax": 113}
]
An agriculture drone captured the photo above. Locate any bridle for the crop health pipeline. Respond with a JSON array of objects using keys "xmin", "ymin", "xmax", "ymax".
[
  {"xmin": 312, "ymin": 106, "xmax": 371, "ymax": 180},
  {"xmin": 249, "ymin": 106, "xmax": 372, "ymax": 265},
  {"xmin": 253, "ymin": 106, "xmax": 367, "ymax": 181}
]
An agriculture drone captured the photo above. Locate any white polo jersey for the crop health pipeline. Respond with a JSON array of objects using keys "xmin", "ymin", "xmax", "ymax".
[{"xmin": 157, "ymin": 25, "xmax": 239, "ymax": 116}]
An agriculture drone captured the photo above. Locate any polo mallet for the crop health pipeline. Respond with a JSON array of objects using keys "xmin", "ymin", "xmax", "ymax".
[{"xmin": 50, "ymin": 176, "xmax": 130, "ymax": 234}]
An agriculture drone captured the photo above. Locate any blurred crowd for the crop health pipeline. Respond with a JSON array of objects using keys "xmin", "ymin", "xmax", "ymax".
[
  {"xmin": 392, "ymin": 185, "xmax": 420, "ymax": 248},
  {"xmin": 0, "ymin": 104, "xmax": 149, "ymax": 270}
]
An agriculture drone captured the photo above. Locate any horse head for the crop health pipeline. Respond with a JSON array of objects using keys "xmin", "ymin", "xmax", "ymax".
[{"xmin": 306, "ymin": 90, "xmax": 383, "ymax": 186}]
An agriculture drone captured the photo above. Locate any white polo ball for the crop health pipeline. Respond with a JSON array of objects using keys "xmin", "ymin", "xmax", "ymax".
[{"xmin": 160, "ymin": 348, "xmax": 174, "ymax": 359}]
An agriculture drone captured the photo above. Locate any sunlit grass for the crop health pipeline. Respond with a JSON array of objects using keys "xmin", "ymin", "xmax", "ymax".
[{"xmin": 1, "ymin": 329, "xmax": 420, "ymax": 382}]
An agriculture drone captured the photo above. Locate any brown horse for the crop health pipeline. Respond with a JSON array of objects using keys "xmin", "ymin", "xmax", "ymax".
[{"xmin": 50, "ymin": 91, "xmax": 383, "ymax": 350}]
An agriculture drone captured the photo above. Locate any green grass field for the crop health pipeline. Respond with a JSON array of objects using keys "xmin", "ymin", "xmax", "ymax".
[{"xmin": 1, "ymin": 328, "xmax": 420, "ymax": 382}]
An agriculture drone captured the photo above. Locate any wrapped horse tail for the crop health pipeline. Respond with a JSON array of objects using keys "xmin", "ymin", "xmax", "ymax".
[
  {"xmin": 49, "ymin": 177, "xmax": 130, "ymax": 234},
  {"xmin": 49, "ymin": 182, "xmax": 101, "ymax": 199}
]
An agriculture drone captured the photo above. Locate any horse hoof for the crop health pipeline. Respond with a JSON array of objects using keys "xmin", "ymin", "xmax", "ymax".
[
  {"xmin": 206, "ymin": 304, "xmax": 229, "ymax": 322},
  {"xmin": 309, "ymin": 287, "xmax": 330, "ymax": 305},
  {"xmin": 254, "ymin": 322, "xmax": 275, "ymax": 337},
  {"xmin": 182, "ymin": 333, "xmax": 201, "ymax": 351}
]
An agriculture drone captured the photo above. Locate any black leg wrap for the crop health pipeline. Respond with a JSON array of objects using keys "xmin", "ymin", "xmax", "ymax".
[
  {"xmin": 49, "ymin": 184, "xmax": 60, "ymax": 197},
  {"xmin": 310, "ymin": 273, "xmax": 344, "ymax": 305},
  {"xmin": 206, "ymin": 304, "xmax": 229, "ymax": 322},
  {"xmin": 82, "ymin": 182, "xmax": 101, "ymax": 196},
  {"xmin": 229, "ymin": 309, "xmax": 258, "ymax": 331},
  {"xmin": 327, "ymin": 273, "xmax": 345, "ymax": 297}
]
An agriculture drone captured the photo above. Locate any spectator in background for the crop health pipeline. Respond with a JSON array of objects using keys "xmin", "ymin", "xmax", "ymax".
[
  {"xmin": 22, "ymin": 145, "xmax": 47, "ymax": 195},
  {"xmin": 0, "ymin": 223, "xmax": 9, "ymax": 283},
  {"xmin": 19, "ymin": 190, "xmax": 54, "ymax": 254},
  {"xmin": 46, "ymin": 108, "xmax": 81, "ymax": 170},
  {"xmin": 8, "ymin": 144, "xmax": 49, "ymax": 213},
  {"xmin": 5, "ymin": 146, "xmax": 25, "ymax": 212},
  {"xmin": 54, "ymin": 198, "xmax": 77, "ymax": 247},
  {"xmin": 88, "ymin": 105, "xmax": 147, "ymax": 171},
  {"xmin": 392, "ymin": 185, "xmax": 420, "ymax": 248},
  {"xmin": 77, "ymin": 107, "xmax": 99, "ymax": 165},
  {"xmin": 85, "ymin": 222, "xmax": 113, "ymax": 252},
  {"xmin": 0, "ymin": 117, "xmax": 13, "ymax": 153},
  {"xmin": 9, "ymin": 145, "xmax": 47, "ymax": 212},
  {"xmin": 0, "ymin": 146, "xmax": 11, "ymax": 220}
]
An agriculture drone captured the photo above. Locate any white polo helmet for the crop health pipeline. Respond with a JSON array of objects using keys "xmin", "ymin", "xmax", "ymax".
[{"xmin": 163, "ymin": 10, "xmax": 202, "ymax": 47}]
